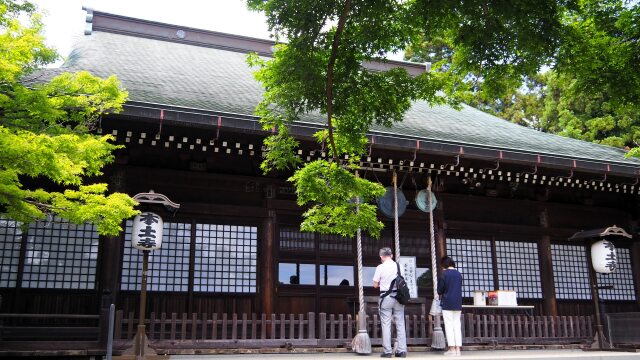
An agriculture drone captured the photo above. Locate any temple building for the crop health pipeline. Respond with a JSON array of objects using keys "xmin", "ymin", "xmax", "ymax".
[{"xmin": 0, "ymin": 9, "xmax": 638, "ymax": 355}]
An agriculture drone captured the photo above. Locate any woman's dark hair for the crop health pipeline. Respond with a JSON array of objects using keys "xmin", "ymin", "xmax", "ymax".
[{"xmin": 441, "ymin": 256, "xmax": 456, "ymax": 268}]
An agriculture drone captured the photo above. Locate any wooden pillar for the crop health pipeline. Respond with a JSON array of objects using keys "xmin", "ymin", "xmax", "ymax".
[
  {"xmin": 538, "ymin": 208, "xmax": 558, "ymax": 316},
  {"xmin": 260, "ymin": 209, "xmax": 276, "ymax": 315},
  {"xmin": 97, "ymin": 167, "xmax": 126, "ymax": 311},
  {"xmin": 187, "ymin": 219, "xmax": 196, "ymax": 314},
  {"xmin": 632, "ymin": 242, "xmax": 640, "ymax": 307}
]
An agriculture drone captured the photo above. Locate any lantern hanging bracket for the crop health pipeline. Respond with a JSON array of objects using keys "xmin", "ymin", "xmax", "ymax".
[
  {"xmin": 621, "ymin": 169, "xmax": 639, "ymax": 186},
  {"xmin": 557, "ymin": 169, "xmax": 574, "ymax": 181},
  {"xmin": 443, "ymin": 153, "xmax": 461, "ymax": 171},
  {"xmin": 483, "ymin": 159, "xmax": 500, "ymax": 173},
  {"xmin": 568, "ymin": 225, "xmax": 632, "ymax": 241},
  {"xmin": 596, "ymin": 164, "xmax": 611, "ymax": 183},
  {"xmin": 598, "ymin": 172, "xmax": 608, "ymax": 183},
  {"xmin": 522, "ymin": 164, "xmax": 538, "ymax": 176},
  {"xmin": 133, "ymin": 190, "xmax": 181, "ymax": 212}
]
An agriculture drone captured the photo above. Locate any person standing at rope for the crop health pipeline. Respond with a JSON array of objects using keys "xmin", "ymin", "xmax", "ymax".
[
  {"xmin": 373, "ymin": 247, "xmax": 407, "ymax": 358},
  {"xmin": 438, "ymin": 256, "xmax": 463, "ymax": 356}
]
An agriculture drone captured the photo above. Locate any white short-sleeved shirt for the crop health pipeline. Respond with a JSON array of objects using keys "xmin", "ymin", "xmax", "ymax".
[{"xmin": 373, "ymin": 259, "xmax": 398, "ymax": 292}]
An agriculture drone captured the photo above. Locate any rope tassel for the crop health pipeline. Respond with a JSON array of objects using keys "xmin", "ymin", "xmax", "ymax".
[
  {"xmin": 351, "ymin": 172, "xmax": 371, "ymax": 354},
  {"xmin": 428, "ymin": 178, "xmax": 446, "ymax": 349}
]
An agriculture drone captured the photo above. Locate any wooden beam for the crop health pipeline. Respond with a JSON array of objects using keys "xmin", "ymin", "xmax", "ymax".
[{"xmin": 538, "ymin": 208, "xmax": 558, "ymax": 316}]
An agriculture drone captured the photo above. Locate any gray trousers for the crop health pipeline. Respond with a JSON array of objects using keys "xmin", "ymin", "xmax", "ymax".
[{"xmin": 379, "ymin": 295, "xmax": 407, "ymax": 354}]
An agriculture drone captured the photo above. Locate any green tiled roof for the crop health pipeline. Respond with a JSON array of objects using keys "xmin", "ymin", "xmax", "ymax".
[{"xmin": 59, "ymin": 31, "xmax": 640, "ymax": 169}]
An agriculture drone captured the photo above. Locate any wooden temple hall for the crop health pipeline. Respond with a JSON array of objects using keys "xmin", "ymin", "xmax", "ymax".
[{"xmin": 1, "ymin": 9, "xmax": 640, "ymax": 356}]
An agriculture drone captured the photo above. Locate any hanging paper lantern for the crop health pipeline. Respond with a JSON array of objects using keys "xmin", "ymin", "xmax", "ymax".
[
  {"xmin": 131, "ymin": 212, "xmax": 164, "ymax": 251},
  {"xmin": 377, "ymin": 186, "xmax": 409, "ymax": 218},
  {"xmin": 415, "ymin": 189, "xmax": 437, "ymax": 213},
  {"xmin": 591, "ymin": 239, "xmax": 617, "ymax": 273}
]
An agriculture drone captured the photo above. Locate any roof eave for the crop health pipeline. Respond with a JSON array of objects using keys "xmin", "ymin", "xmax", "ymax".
[{"xmin": 119, "ymin": 101, "xmax": 640, "ymax": 179}]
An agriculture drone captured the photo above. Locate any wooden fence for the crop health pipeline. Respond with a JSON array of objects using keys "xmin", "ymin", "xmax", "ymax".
[{"xmin": 113, "ymin": 311, "xmax": 593, "ymax": 351}]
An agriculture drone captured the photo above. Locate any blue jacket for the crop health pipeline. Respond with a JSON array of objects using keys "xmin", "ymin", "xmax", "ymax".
[{"xmin": 437, "ymin": 268, "xmax": 463, "ymax": 311}]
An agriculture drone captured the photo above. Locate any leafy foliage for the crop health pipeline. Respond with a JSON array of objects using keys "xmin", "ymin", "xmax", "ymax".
[
  {"xmin": 247, "ymin": 0, "xmax": 571, "ymax": 237},
  {"xmin": 0, "ymin": 0, "xmax": 138, "ymax": 235},
  {"xmin": 406, "ymin": 0, "xmax": 640, "ymax": 157},
  {"xmin": 290, "ymin": 160, "xmax": 385, "ymax": 238}
]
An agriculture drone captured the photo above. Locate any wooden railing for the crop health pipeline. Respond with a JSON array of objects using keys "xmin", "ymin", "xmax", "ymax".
[{"xmin": 113, "ymin": 311, "xmax": 593, "ymax": 351}]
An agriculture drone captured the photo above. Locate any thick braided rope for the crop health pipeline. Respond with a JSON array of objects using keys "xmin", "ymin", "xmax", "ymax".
[
  {"xmin": 356, "ymin": 226, "xmax": 365, "ymax": 314},
  {"xmin": 354, "ymin": 173, "xmax": 365, "ymax": 317},
  {"xmin": 428, "ymin": 184, "xmax": 438, "ymax": 298},
  {"xmin": 393, "ymin": 171, "xmax": 400, "ymax": 260}
]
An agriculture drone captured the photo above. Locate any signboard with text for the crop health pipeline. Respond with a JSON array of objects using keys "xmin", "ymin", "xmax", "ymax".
[{"xmin": 399, "ymin": 256, "xmax": 418, "ymax": 298}]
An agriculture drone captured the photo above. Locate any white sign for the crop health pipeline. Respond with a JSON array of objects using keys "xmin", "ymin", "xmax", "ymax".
[
  {"xmin": 399, "ymin": 256, "xmax": 418, "ymax": 298},
  {"xmin": 591, "ymin": 239, "xmax": 617, "ymax": 273},
  {"xmin": 131, "ymin": 212, "xmax": 163, "ymax": 251}
]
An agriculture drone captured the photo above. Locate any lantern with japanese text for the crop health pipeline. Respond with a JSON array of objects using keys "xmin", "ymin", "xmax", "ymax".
[
  {"xmin": 131, "ymin": 212, "xmax": 163, "ymax": 250},
  {"xmin": 591, "ymin": 239, "xmax": 617, "ymax": 273}
]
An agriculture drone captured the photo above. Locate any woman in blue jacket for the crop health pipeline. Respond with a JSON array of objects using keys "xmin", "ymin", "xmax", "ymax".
[{"xmin": 437, "ymin": 256, "xmax": 463, "ymax": 356}]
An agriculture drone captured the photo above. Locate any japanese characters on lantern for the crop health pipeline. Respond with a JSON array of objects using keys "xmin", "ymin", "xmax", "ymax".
[
  {"xmin": 131, "ymin": 212, "xmax": 163, "ymax": 250},
  {"xmin": 591, "ymin": 239, "xmax": 617, "ymax": 273}
]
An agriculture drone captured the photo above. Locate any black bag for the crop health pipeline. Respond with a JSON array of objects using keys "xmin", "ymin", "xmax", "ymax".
[{"xmin": 381, "ymin": 262, "xmax": 411, "ymax": 305}]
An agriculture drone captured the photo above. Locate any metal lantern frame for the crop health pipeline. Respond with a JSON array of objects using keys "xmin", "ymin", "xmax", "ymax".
[
  {"xmin": 130, "ymin": 191, "xmax": 180, "ymax": 358},
  {"xmin": 568, "ymin": 225, "xmax": 632, "ymax": 351}
]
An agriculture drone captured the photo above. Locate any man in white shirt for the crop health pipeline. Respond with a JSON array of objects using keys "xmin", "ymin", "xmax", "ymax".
[{"xmin": 373, "ymin": 247, "xmax": 407, "ymax": 358}]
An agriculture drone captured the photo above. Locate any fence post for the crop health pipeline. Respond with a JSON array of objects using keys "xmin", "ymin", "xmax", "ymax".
[
  {"xmin": 319, "ymin": 313, "xmax": 327, "ymax": 340},
  {"xmin": 308, "ymin": 312, "xmax": 315, "ymax": 339},
  {"xmin": 106, "ymin": 304, "xmax": 115, "ymax": 360}
]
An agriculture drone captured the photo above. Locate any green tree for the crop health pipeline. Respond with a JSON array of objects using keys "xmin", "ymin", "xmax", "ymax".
[
  {"xmin": 247, "ymin": 0, "xmax": 568, "ymax": 237},
  {"xmin": 0, "ymin": 0, "xmax": 138, "ymax": 235},
  {"xmin": 406, "ymin": 0, "xmax": 640, "ymax": 156}
]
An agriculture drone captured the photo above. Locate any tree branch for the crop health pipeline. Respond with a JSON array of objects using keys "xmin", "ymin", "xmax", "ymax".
[{"xmin": 325, "ymin": 0, "xmax": 351, "ymax": 161}]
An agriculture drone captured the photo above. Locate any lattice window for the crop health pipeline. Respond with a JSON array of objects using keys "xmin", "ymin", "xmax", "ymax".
[
  {"xmin": 0, "ymin": 218, "xmax": 23, "ymax": 288},
  {"xmin": 446, "ymin": 238, "xmax": 494, "ymax": 298},
  {"xmin": 22, "ymin": 218, "xmax": 98, "ymax": 289},
  {"xmin": 194, "ymin": 224, "xmax": 257, "ymax": 293},
  {"xmin": 597, "ymin": 247, "xmax": 636, "ymax": 301},
  {"xmin": 496, "ymin": 241, "xmax": 542, "ymax": 299},
  {"xmin": 398, "ymin": 234, "xmax": 429, "ymax": 257},
  {"xmin": 551, "ymin": 244, "xmax": 591, "ymax": 300},
  {"xmin": 362, "ymin": 233, "xmax": 391, "ymax": 257},
  {"xmin": 279, "ymin": 226, "xmax": 314, "ymax": 251},
  {"xmin": 121, "ymin": 221, "xmax": 191, "ymax": 291},
  {"xmin": 319, "ymin": 233, "xmax": 351, "ymax": 253}
]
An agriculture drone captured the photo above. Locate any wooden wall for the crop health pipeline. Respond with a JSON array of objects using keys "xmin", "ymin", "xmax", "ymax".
[{"xmin": 3, "ymin": 162, "xmax": 638, "ymax": 318}]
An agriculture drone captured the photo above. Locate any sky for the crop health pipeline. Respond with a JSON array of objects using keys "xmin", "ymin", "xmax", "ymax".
[{"xmin": 30, "ymin": 0, "xmax": 405, "ymax": 64}]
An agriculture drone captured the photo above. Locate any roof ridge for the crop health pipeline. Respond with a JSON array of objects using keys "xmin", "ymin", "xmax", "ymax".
[{"xmin": 83, "ymin": 9, "xmax": 428, "ymax": 76}]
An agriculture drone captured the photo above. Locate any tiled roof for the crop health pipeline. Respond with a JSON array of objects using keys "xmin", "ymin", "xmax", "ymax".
[{"xmin": 59, "ymin": 29, "xmax": 640, "ymax": 170}]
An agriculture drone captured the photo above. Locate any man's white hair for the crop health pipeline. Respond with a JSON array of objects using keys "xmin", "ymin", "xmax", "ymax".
[{"xmin": 379, "ymin": 247, "xmax": 393, "ymax": 257}]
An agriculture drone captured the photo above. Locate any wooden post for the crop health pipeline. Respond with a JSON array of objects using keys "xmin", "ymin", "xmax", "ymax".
[
  {"xmin": 134, "ymin": 250, "xmax": 149, "ymax": 357},
  {"xmin": 187, "ymin": 220, "xmax": 196, "ymax": 314},
  {"xmin": 538, "ymin": 208, "xmax": 558, "ymax": 316},
  {"xmin": 98, "ymin": 166, "xmax": 126, "ymax": 313},
  {"xmin": 632, "ymin": 242, "xmax": 640, "ymax": 308},
  {"xmin": 261, "ymin": 209, "xmax": 276, "ymax": 315},
  {"xmin": 585, "ymin": 243, "xmax": 607, "ymax": 350}
]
